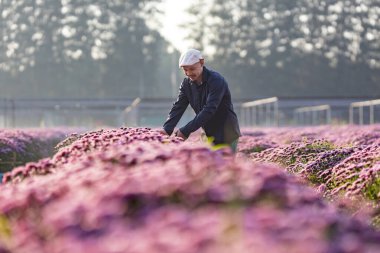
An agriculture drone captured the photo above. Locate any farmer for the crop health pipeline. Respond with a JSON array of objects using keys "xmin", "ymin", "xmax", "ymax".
[{"xmin": 160, "ymin": 48, "xmax": 241, "ymax": 152}]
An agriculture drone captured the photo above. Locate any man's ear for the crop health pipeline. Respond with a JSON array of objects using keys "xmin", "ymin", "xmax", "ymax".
[{"xmin": 200, "ymin": 59, "xmax": 205, "ymax": 66}]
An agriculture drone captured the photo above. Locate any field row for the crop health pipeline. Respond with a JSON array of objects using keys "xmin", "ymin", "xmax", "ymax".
[
  {"xmin": 239, "ymin": 125, "xmax": 380, "ymax": 225},
  {"xmin": 0, "ymin": 127, "xmax": 379, "ymax": 252},
  {"xmin": 0, "ymin": 129, "xmax": 71, "ymax": 174}
]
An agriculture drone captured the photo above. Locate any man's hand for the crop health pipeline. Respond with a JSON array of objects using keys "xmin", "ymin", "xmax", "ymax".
[{"xmin": 175, "ymin": 129, "xmax": 186, "ymax": 139}]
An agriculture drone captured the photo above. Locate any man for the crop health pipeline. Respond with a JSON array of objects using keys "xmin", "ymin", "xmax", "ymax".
[{"xmin": 161, "ymin": 48, "xmax": 241, "ymax": 152}]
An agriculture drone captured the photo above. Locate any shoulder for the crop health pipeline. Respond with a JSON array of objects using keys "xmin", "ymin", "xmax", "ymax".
[
  {"xmin": 180, "ymin": 78, "xmax": 191, "ymax": 88},
  {"xmin": 205, "ymin": 67, "xmax": 227, "ymax": 87}
]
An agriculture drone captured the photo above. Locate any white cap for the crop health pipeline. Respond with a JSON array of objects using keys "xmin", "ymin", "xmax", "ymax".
[{"xmin": 178, "ymin": 49, "xmax": 203, "ymax": 68}]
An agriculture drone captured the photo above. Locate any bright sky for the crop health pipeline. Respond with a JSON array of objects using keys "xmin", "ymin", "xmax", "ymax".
[{"xmin": 159, "ymin": 0, "xmax": 193, "ymax": 53}]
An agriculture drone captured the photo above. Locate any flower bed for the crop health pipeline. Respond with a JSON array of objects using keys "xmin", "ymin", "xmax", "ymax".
[{"xmin": 0, "ymin": 127, "xmax": 379, "ymax": 252}]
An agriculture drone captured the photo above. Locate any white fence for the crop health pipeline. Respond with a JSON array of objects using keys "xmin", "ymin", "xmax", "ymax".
[
  {"xmin": 294, "ymin": 105, "xmax": 331, "ymax": 125},
  {"xmin": 349, "ymin": 99, "xmax": 380, "ymax": 125},
  {"xmin": 121, "ymin": 97, "xmax": 141, "ymax": 127},
  {"xmin": 240, "ymin": 97, "xmax": 279, "ymax": 127},
  {"xmin": 1, "ymin": 97, "xmax": 379, "ymax": 128}
]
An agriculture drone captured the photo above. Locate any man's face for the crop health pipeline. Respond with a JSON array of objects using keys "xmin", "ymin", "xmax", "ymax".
[{"xmin": 182, "ymin": 60, "xmax": 204, "ymax": 82}]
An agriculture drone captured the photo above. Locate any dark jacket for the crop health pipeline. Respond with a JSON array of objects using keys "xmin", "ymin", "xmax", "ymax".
[{"xmin": 163, "ymin": 66, "xmax": 241, "ymax": 145}]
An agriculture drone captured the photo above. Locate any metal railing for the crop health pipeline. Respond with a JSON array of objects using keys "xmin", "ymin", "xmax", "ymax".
[
  {"xmin": 1, "ymin": 97, "xmax": 379, "ymax": 128},
  {"xmin": 122, "ymin": 97, "xmax": 141, "ymax": 127},
  {"xmin": 240, "ymin": 97, "xmax": 279, "ymax": 127},
  {"xmin": 349, "ymin": 98, "xmax": 380, "ymax": 125},
  {"xmin": 1, "ymin": 98, "xmax": 15, "ymax": 128},
  {"xmin": 294, "ymin": 105, "xmax": 331, "ymax": 125}
]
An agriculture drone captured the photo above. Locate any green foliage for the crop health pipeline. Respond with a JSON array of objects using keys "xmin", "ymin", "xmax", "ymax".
[
  {"xmin": 305, "ymin": 140, "xmax": 335, "ymax": 151},
  {"xmin": 325, "ymin": 169, "xmax": 380, "ymax": 203},
  {"xmin": 0, "ymin": 0, "xmax": 178, "ymax": 99},
  {"xmin": 185, "ymin": 0, "xmax": 380, "ymax": 98},
  {"xmin": 308, "ymin": 173, "xmax": 324, "ymax": 185},
  {"xmin": 372, "ymin": 214, "xmax": 380, "ymax": 230},
  {"xmin": 277, "ymin": 140, "xmax": 334, "ymax": 168},
  {"xmin": 0, "ymin": 215, "xmax": 11, "ymax": 239},
  {"xmin": 327, "ymin": 174, "xmax": 359, "ymax": 192},
  {"xmin": 246, "ymin": 146, "xmax": 267, "ymax": 154},
  {"xmin": 364, "ymin": 176, "xmax": 380, "ymax": 201},
  {"xmin": 203, "ymin": 136, "xmax": 230, "ymax": 152}
]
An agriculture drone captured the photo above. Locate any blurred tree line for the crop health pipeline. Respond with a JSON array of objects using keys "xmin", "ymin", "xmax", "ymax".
[
  {"xmin": 187, "ymin": 0, "xmax": 380, "ymax": 99},
  {"xmin": 0, "ymin": 0, "xmax": 180, "ymax": 99},
  {"xmin": 0, "ymin": 0, "xmax": 379, "ymax": 99}
]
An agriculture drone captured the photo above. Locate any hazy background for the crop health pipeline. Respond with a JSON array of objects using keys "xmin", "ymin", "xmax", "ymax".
[{"xmin": 0, "ymin": 0, "xmax": 379, "ymax": 127}]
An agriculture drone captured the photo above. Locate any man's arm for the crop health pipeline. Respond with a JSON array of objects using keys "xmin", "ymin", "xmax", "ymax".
[
  {"xmin": 163, "ymin": 81, "xmax": 189, "ymax": 135},
  {"xmin": 179, "ymin": 77, "xmax": 226, "ymax": 137}
]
